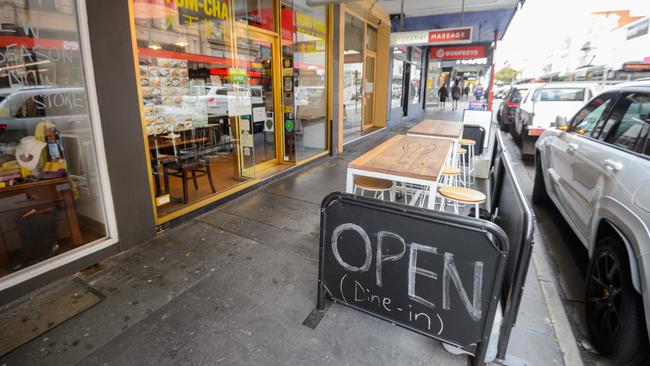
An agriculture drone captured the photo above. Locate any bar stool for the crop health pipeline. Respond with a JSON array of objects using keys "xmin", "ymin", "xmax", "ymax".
[
  {"xmin": 438, "ymin": 186, "xmax": 486, "ymax": 219},
  {"xmin": 354, "ymin": 176, "xmax": 395, "ymax": 201},
  {"xmin": 459, "ymin": 138, "xmax": 476, "ymax": 185},
  {"xmin": 455, "ymin": 147, "xmax": 467, "ymax": 187}
]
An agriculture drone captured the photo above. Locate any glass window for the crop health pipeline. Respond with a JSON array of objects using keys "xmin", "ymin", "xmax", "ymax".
[
  {"xmin": 570, "ymin": 94, "xmax": 615, "ymax": 136},
  {"xmin": 235, "ymin": 0, "xmax": 275, "ymax": 32},
  {"xmin": 408, "ymin": 48, "xmax": 422, "ymax": 105},
  {"xmin": 134, "ymin": 0, "xmax": 258, "ymax": 218},
  {"xmin": 510, "ymin": 87, "xmax": 528, "ymax": 104},
  {"xmin": 607, "ymin": 93, "xmax": 650, "ymax": 153},
  {"xmin": 536, "ymin": 88, "xmax": 585, "ymax": 102},
  {"xmin": 281, "ymin": 0, "xmax": 327, "ymax": 161},
  {"xmin": 0, "ymin": 0, "xmax": 110, "ymax": 278},
  {"xmin": 366, "ymin": 25, "xmax": 377, "ymax": 52},
  {"xmin": 342, "ymin": 13, "xmax": 364, "ymax": 143},
  {"xmin": 391, "ymin": 58, "xmax": 404, "ymax": 109}
]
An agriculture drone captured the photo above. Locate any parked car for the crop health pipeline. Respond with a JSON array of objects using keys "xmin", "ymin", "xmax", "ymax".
[
  {"xmin": 513, "ymin": 82, "xmax": 602, "ymax": 158},
  {"xmin": 497, "ymin": 83, "xmax": 540, "ymax": 132},
  {"xmin": 533, "ymin": 80, "xmax": 650, "ymax": 364}
]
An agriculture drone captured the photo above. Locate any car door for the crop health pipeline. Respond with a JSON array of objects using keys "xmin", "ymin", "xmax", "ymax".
[
  {"xmin": 598, "ymin": 92, "xmax": 650, "ymax": 220},
  {"xmin": 545, "ymin": 93, "xmax": 617, "ymax": 240}
]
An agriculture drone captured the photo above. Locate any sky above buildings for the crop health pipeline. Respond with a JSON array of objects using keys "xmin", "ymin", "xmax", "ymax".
[{"xmin": 496, "ymin": 0, "xmax": 650, "ymax": 76}]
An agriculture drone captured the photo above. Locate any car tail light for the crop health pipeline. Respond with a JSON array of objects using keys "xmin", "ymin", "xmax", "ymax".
[
  {"xmin": 208, "ymin": 98, "xmax": 216, "ymax": 103},
  {"xmin": 528, "ymin": 128, "xmax": 545, "ymax": 136},
  {"xmin": 506, "ymin": 102, "xmax": 519, "ymax": 108}
]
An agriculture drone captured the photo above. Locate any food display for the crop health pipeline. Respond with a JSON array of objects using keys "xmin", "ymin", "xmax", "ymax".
[{"xmin": 139, "ymin": 57, "xmax": 204, "ymax": 135}]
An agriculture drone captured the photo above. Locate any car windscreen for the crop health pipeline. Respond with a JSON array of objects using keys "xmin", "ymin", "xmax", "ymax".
[
  {"xmin": 536, "ymin": 88, "xmax": 585, "ymax": 102},
  {"xmin": 510, "ymin": 88, "xmax": 528, "ymax": 103}
]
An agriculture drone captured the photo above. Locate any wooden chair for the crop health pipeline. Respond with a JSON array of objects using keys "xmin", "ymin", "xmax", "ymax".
[
  {"xmin": 162, "ymin": 131, "xmax": 216, "ymax": 204},
  {"xmin": 438, "ymin": 186, "xmax": 486, "ymax": 219}
]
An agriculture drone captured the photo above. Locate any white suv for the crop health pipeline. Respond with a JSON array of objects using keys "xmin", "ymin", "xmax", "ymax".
[
  {"xmin": 533, "ymin": 80, "xmax": 650, "ymax": 364},
  {"xmin": 514, "ymin": 82, "xmax": 601, "ymax": 157}
]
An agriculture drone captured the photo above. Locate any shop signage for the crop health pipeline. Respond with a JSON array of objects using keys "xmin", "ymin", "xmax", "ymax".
[
  {"xmin": 391, "ymin": 27, "xmax": 473, "ymax": 47},
  {"xmin": 626, "ymin": 18, "xmax": 649, "ymax": 40},
  {"xmin": 167, "ymin": 0, "xmax": 230, "ymax": 25},
  {"xmin": 430, "ymin": 45, "xmax": 486, "ymax": 60},
  {"xmin": 428, "ymin": 27, "xmax": 472, "ymax": 44}
]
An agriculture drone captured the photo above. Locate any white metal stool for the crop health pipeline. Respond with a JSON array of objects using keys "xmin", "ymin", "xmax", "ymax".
[
  {"xmin": 459, "ymin": 138, "xmax": 476, "ymax": 185},
  {"xmin": 455, "ymin": 147, "xmax": 467, "ymax": 187},
  {"xmin": 438, "ymin": 186, "xmax": 486, "ymax": 219},
  {"xmin": 354, "ymin": 176, "xmax": 395, "ymax": 201}
]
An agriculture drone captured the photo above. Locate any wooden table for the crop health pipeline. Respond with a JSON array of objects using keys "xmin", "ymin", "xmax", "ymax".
[
  {"xmin": 407, "ymin": 119, "xmax": 463, "ymax": 162},
  {"xmin": 0, "ymin": 177, "xmax": 82, "ymax": 267},
  {"xmin": 346, "ymin": 135, "xmax": 453, "ymax": 210},
  {"xmin": 407, "ymin": 119, "xmax": 463, "ymax": 139}
]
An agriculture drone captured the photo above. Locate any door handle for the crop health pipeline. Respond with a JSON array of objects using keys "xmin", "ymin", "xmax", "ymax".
[
  {"xmin": 604, "ymin": 159, "xmax": 623, "ymax": 172},
  {"xmin": 567, "ymin": 143, "xmax": 579, "ymax": 153}
]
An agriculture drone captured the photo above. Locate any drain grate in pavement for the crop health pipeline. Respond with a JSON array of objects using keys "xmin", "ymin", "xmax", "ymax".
[{"xmin": 0, "ymin": 278, "xmax": 103, "ymax": 356}]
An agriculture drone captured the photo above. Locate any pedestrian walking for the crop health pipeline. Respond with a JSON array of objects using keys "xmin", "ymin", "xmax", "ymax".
[
  {"xmin": 451, "ymin": 82, "xmax": 461, "ymax": 111},
  {"xmin": 438, "ymin": 84, "xmax": 449, "ymax": 110},
  {"xmin": 474, "ymin": 85, "xmax": 484, "ymax": 101},
  {"xmin": 463, "ymin": 85, "xmax": 470, "ymax": 99}
]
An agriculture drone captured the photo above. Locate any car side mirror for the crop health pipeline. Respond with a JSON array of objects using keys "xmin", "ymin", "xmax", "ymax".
[{"xmin": 555, "ymin": 116, "xmax": 568, "ymax": 131}]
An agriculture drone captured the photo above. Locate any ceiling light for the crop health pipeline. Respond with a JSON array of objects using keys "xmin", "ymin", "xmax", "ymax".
[{"xmin": 149, "ymin": 43, "xmax": 162, "ymax": 50}]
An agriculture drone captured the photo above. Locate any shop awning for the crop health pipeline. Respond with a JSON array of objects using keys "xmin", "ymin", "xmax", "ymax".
[{"xmin": 380, "ymin": 0, "xmax": 522, "ymax": 43}]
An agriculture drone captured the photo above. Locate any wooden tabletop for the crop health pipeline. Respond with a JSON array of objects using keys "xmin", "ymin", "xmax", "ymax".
[
  {"xmin": 0, "ymin": 177, "xmax": 71, "ymax": 194},
  {"xmin": 407, "ymin": 119, "xmax": 463, "ymax": 139},
  {"xmin": 349, "ymin": 135, "xmax": 453, "ymax": 181}
]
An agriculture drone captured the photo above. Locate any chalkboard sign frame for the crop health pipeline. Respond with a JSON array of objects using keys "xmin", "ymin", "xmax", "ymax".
[
  {"xmin": 317, "ymin": 193, "xmax": 510, "ymax": 365},
  {"xmin": 490, "ymin": 131, "xmax": 536, "ymax": 360}
]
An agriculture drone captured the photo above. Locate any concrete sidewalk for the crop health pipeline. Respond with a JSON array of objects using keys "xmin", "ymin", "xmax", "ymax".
[{"xmin": 1, "ymin": 111, "xmax": 566, "ymax": 366}]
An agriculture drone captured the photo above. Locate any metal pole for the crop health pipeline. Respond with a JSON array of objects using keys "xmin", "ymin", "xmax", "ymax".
[{"xmin": 487, "ymin": 30, "xmax": 498, "ymax": 111}]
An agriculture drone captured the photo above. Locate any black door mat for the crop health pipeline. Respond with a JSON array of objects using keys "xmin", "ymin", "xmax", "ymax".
[{"xmin": 0, "ymin": 278, "xmax": 103, "ymax": 357}]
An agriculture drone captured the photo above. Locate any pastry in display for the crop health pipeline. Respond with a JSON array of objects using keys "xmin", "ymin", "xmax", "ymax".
[
  {"xmin": 179, "ymin": 60, "xmax": 188, "ymax": 68},
  {"xmin": 173, "ymin": 95, "xmax": 183, "ymax": 105},
  {"xmin": 141, "ymin": 76, "xmax": 150, "ymax": 86},
  {"xmin": 169, "ymin": 59, "xmax": 178, "ymax": 68},
  {"xmin": 150, "ymin": 87, "xmax": 161, "ymax": 96},
  {"xmin": 180, "ymin": 69, "xmax": 189, "ymax": 77},
  {"xmin": 161, "ymin": 86, "xmax": 173, "ymax": 95},
  {"xmin": 139, "ymin": 65, "xmax": 148, "ymax": 77},
  {"xmin": 162, "ymin": 96, "xmax": 174, "ymax": 105},
  {"xmin": 171, "ymin": 78, "xmax": 181, "ymax": 87},
  {"xmin": 148, "ymin": 67, "xmax": 159, "ymax": 78},
  {"xmin": 157, "ymin": 58, "xmax": 170, "ymax": 68},
  {"xmin": 149, "ymin": 77, "xmax": 160, "ymax": 87},
  {"xmin": 158, "ymin": 68, "xmax": 170, "ymax": 77},
  {"xmin": 160, "ymin": 77, "xmax": 171, "ymax": 87}
]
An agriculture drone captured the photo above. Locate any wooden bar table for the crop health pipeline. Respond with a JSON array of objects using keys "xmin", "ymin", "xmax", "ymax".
[
  {"xmin": 346, "ymin": 135, "xmax": 453, "ymax": 210},
  {"xmin": 407, "ymin": 119, "xmax": 464, "ymax": 164}
]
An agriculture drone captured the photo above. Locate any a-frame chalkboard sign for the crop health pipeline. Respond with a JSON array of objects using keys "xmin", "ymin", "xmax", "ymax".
[{"xmin": 317, "ymin": 193, "xmax": 509, "ymax": 365}]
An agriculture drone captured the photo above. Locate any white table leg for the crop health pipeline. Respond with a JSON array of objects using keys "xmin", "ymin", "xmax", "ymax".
[
  {"xmin": 346, "ymin": 169, "xmax": 355, "ymax": 193},
  {"xmin": 426, "ymin": 181, "xmax": 438, "ymax": 210}
]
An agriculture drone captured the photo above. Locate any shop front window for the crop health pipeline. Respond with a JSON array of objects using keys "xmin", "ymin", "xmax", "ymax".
[
  {"xmin": 281, "ymin": 0, "xmax": 328, "ymax": 161},
  {"xmin": 426, "ymin": 58, "xmax": 442, "ymax": 107},
  {"xmin": 134, "ymin": 0, "xmax": 261, "ymax": 218},
  {"xmin": 409, "ymin": 47, "xmax": 422, "ymax": 105},
  {"xmin": 342, "ymin": 13, "xmax": 364, "ymax": 143},
  {"xmin": 0, "ymin": 1, "xmax": 111, "ymax": 278},
  {"xmin": 391, "ymin": 47, "xmax": 407, "ymax": 109}
]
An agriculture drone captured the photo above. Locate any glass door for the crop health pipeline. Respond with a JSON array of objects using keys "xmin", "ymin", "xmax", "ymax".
[
  {"xmin": 235, "ymin": 30, "xmax": 280, "ymax": 175},
  {"xmin": 362, "ymin": 54, "xmax": 376, "ymax": 129},
  {"xmin": 342, "ymin": 13, "xmax": 365, "ymax": 143}
]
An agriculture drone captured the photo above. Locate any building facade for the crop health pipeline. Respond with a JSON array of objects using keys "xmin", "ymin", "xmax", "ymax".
[{"xmin": 0, "ymin": 0, "xmax": 394, "ymax": 303}]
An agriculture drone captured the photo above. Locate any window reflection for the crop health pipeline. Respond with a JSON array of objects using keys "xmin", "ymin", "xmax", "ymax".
[{"xmin": 0, "ymin": 0, "xmax": 108, "ymax": 278}]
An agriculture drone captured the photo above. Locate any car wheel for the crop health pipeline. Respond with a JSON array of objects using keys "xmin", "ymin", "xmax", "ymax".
[
  {"xmin": 585, "ymin": 237, "xmax": 650, "ymax": 365},
  {"xmin": 532, "ymin": 154, "xmax": 550, "ymax": 205}
]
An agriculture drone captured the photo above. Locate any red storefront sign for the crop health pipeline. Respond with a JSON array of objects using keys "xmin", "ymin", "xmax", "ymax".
[
  {"xmin": 430, "ymin": 45, "xmax": 486, "ymax": 60},
  {"xmin": 428, "ymin": 27, "xmax": 472, "ymax": 44}
]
